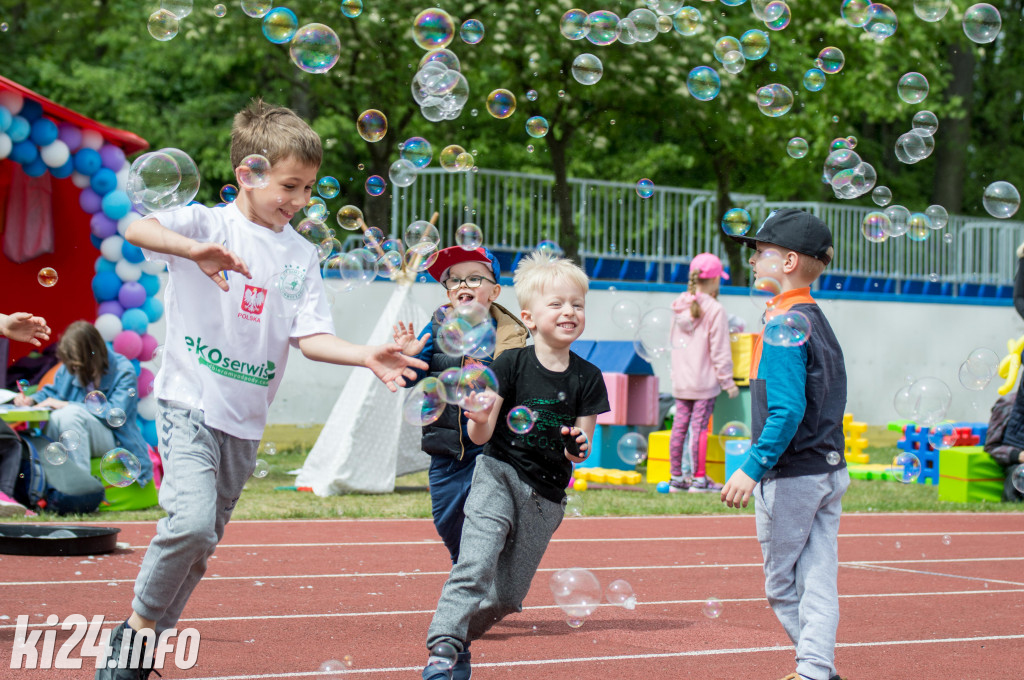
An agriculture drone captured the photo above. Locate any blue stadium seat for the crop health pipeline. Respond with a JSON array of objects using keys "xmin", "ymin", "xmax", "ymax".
[
  {"xmin": 670, "ymin": 263, "xmax": 690, "ymax": 284},
  {"xmin": 842, "ymin": 275, "xmax": 869, "ymax": 292},
  {"xmin": 960, "ymin": 283, "xmax": 983, "ymax": 297},
  {"xmin": 592, "ymin": 257, "xmax": 626, "ymax": 280},
  {"xmin": 902, "ymin": 280, "xmax": 925, "ymax": 295},
  {"xmin": 866, "ymin": 277, "xmax": 895, "ymax": 294},
  {"xmin": 491, "ymin": 250, "xmax": 516, "ymax": 275},
  {"xmin": 620, "ymin": 259, "xmax": 648, "ymax": 281},
  {"xmin": 819, "ymin": 274, "xmax": 843, "ymax": 292},
  {"xmin": 583, "ymin": 257, "xmax": 598, "ymax": 278},
  {"xmin": 997, "ymin": 285, "xmax": 1014, "ymax": 299}
]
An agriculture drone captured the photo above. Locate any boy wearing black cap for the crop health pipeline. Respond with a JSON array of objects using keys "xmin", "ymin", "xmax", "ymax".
[
  {"xmin": 721, "ymin": 208, "xmax": 849, "ymax": 680},
  {"xmin": 393, "ymin": 246, "xmax": 529, "ymax": 569}
]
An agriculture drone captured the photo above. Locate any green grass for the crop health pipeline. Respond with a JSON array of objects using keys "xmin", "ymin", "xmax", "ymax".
[{"xmin": 5, "ymin": 425, "xmax": 1021, "ymax": 524}]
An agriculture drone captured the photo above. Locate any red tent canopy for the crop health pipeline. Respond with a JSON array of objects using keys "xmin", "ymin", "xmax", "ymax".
[{"xmin": 0, "ymin": 76, "xmax": 149, "ymax": 366}]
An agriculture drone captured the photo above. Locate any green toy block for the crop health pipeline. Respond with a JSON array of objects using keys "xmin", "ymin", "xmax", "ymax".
[
  {"xmin": 937, "ymin": 446, "xmax": 1004, "ymax": 503},
  {"xmin": 848, "ymin": 463, "xmax": 896, "ymax": 481},
  {"xmin": 887, "ymin": 419, "xmax": 913, "ymax": 432}
]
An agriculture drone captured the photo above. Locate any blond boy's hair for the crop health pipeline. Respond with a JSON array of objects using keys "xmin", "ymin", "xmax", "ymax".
[
  {"xmin": 230, "ymin": 98, "xmax": 322, "ymax": 169},
  {"xmin": 513, "ymin": 251, "xmax": 590, "ymax": 309}
]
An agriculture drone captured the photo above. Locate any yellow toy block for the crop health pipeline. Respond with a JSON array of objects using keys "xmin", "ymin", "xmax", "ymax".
[
  {"xmin": 623, "ymin": 471, "xmax": 642, "ymax": 485},
  {"xmin": 847, "ymin": 452, "xmax": 869, "ymax": 464},
  {"xmin": 605, "ymin": 470, "xmax": 627, "ymax": 484},
  {"xmin": 647, "ymin": 458, "xmax": 670, "ymax": 484},
  {"xmin": 648, "ymin": 430, "xmax": 670, "ymax": 461},
  {"xmin": 589, "ymin": 469, "xmax": 608, "ymax": 483}
]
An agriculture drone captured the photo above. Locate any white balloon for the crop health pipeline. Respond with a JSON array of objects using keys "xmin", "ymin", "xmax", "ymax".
[
  {"xmin": 139, "ymin": 259, "xmax": 167, "ymax": 275},
  {"xmin": 80, "ymin": 129, "xmax": 105, "ymax": 150},
  {"xmin": 71, "ymin": 171, "xmax": 92, "ymax": 189},
  {"xmin": 115, "ymin": 259, "xmax": 143, "ymax": 282},
  {"xmin": 117, "ymin": 211, "xmax": 142, "ymax": 236},
  {"xmin": 100, "ymin": 235, "xmax": 125, "ymax": 263},
  {"xmin": 94, "ymin": 313, "xmax": 123, "ymax": 342},
  {"xmin": 115, "ymin": 164, "xmax": 130, "ymax": 189},
  {"xmin": 40, "ymin": 139, "xmax": 70, "ymax": 168},
  {"xmin": 0, "ymin": 133, "xmax": 10, "ymax": 160},
  {"xmin": 0, "ymin": 91, "xmax": 23, "ymax": 115},
  {"xmin": 136, "ymin": 394, "xmax": 158, "ymax": 421}
]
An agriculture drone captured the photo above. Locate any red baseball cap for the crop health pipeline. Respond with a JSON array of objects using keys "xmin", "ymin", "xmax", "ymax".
[{"xmin": 426, "ymin": 246, "xmax": 501, "ymax": 283}]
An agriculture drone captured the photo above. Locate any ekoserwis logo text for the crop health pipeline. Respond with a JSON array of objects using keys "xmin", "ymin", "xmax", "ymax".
[{"xmin": 9, "ymin": 615, "xmax": 199, "ymax": 670}]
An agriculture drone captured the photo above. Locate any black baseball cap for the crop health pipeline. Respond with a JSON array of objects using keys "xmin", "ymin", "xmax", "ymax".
[{"xmin": 730, "ymin": 208, "xmax": 834, "ymax": 265}]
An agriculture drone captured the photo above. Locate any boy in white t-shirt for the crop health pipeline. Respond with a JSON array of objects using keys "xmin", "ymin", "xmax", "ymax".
[{"xmin": 95, "ymin": 99, "xmax": 427, "ymax": 680}]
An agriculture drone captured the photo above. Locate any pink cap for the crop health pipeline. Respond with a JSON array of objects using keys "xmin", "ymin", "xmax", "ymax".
[{"xmin": 690, "ymin": 252, "xmax": 729, "ymax": 280}]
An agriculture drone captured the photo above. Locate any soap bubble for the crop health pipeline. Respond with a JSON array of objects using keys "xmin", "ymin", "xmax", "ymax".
[
  {"xmin": 841, "ymin": 0, "xmax": 870, "ymax": 26},
  {"xmin": 872, "ymin": 186, "xmax": 893, "ymax": 207},
  {"xmin": 1012, "ymin": 466, "xmax": 1024, "ymax": 494},
  {"xmin": 721, "ymin": 208, "xmax": 752, "ymax": 236},
  {"xmin": 400, "ymin": 137, "xmax": 433, "ymax": 168},
  {"xmin": 719, "ymin": 421, "xmax": 751, "ymax": 446},
  {"xmin": 571, "ymin": 53, "xmax": 604, "ymax": 85},
  {"xmin": 356, "ymin": 109, "xmax": 388, "ymax": 143},
  {"xmin": 240, "ymin": 0, "xmax": 271, "ymax": 18},
  {"xmin": 486, "ymin": 89, "xmax": 517, "ymax": 119},
  {"xmin": 550, "ymin": 568, "xmax": 602, "ymax": 619},
  {"xmin": 861, "ymin": 212, "xmax": 890, "ymax": 243},
  {"xmin": 907, "ymin": 377, "xmax": 952, "ymax": 427},
  {"xmin": 756, "ymin": 83, "xmax": 794, "ymax": 117},
  {"xmin": 404, "ymin": 377, "xmax": 446, "ymax": 426},
  {"xmin": 982, "ymin": 181, "xmax": 1020, "ymax": 218},
  {"xmin": 60, "ymin": 431, "xmax": 81, "ymax": 451},
  {"xmin": 507, "ymin": 406, "xmax": 536, "ymax": 434},
  {"xmin": 251, "ymin": 459, "xmax": 269, "ymax": 478},
  {"xmin": 262, "ymin": 7, "xmax": 298, "ymax": 44},
  {"xmin": 818, "ymin": 46, "xmax": 845, "ymax": 74},
  {"xmin": 617, "ymin": 432, "xmax": 648, "ymax": 465},
  {"xmin": 220, "ymin": 184, "xmax": 238, "ymax": 203},
  {"xmin": 526, "ymin": 116, "xmax": 549, "ymax": 138},
  {"xmin": 962, "ymin": 3, "xmax": 1001, "ymax": 44},
  {"xmin": 612, "ymin": 300, "xmax": 641, "ymax": 330},
  {"xmin": 389, "ymin": 159, "xmax": 418, "ymax": 188},
  {"xmin": 148, "ymin": 9, "xmax": 179, "ymax": 41},
  {"xmin": 605, "ymin": 579, "xmax": 637, "ymax": 610},
  {"xmin": 85, "ymin": 390, "xmax": 109, "ymax": 416},
  {"xmin": 340, "ymin": 0, "xmax": 362, "ymax": 18},
  {"xmin": 100, "ymin": 448, "xmax": 142, "ymax": 488},
  {"xmin": 787, "ymin": 137, "xmax": 809, "ymax": 159},
  {"xmin": 897, "ymin": 72, "xmax": 929, "ymax": 104},
  {"xmin": 702, "ymin": 597, "xmax": 723, "ymax": 619},
  {"xmin": 927, "ymin": 421, "xmax": 958, "ymax": 451},
  {"xmin": 914, "ymin": 0, "xmax": 950, "ymax": 21},
  {"xmin": 803, "ymin": 69, "xmax": 826, "ymax": 92},
  {"xmin": 763, "ymin": 310, "xmax": 811, "ymax": 348},
  {"xmin": 237, "ymin": 154, "xmax": 271, "ymax": 190},
  {"xmin": 412, "ymin": 8, "xmax": 455, "ymax": 50},
  {"xmin": 673, "ymin": 6, "xmax": 702, "ymax": 36},
  {"xmin": 891, "ymin": 452, "xmax": 921, "ymax": 484},
  {"xmin": 560, "ymin": 9, "xmax": 589, "ymax": 40},
  {"xmin": 636, "ymin": 178, "xmax": 655, "ymax": 198},
  {"xmin": 106, "ymin": 408, "xmax": 127, "ymax": 428},
  {"xmin": 739, "ymin": 29, "xmax": 770, "ymax": 60},
  {"xmin": 460, "ymin": 19, "xmax": 484, "ymax": 44},
  {"xmin": 826, "ymin": 450, "xmax": 842, "ymax": 466},
  {"xmin": 43, "ymin": 442, "xmax": 68, "ymax": 465},
  {"xmin": 37, "ymin": 267, "xmax": 58, "ymax": 287},
  {"xmin": 687, "ymin": 66, "xmax": 721, "ymax": 102},
  {"xmin": 289, "ymin": 24, "xmax": 341, "ymax": 74},
  {"xmin": 864, "ymin": 3, "xmax": 898, "ymax": 40},
  {"xmin": 585, "ymin": 10, "xmax": 620, "ymax": 46}
]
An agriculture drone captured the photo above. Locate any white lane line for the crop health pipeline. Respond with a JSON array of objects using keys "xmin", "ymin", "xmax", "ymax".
[
  {"xmin": 145, "ymin": 634, "xmax": 1024, "ymax": 679},
  {"xmin": 5, "ymin": 588, "xmax": 1023, "ymax": 630},
  {"xmin": 845, "ymin": 562, "xmax": 1024, "ymax": 587},
  {"xmin": 116, "ymin": 530, "xmax": 1024, "ymax": 550},
  {"xmin": 5, "ymin": 555, "xmax": 1022, "ymax": 588}
]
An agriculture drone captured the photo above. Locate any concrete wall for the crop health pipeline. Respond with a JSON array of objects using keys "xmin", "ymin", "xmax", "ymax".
[{"xmin": 268, "ymin": 280, "xmax": 1023, "ymax": 427}]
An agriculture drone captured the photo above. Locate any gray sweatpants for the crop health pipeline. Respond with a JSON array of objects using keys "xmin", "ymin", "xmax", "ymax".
[
  {"xmin": 755, "ymin": 468, "xmax": 850, "ymax": 680},
  {"xmin": 426, "ymin": 455, "xmax": 564, "ymax": 652},
  {"xmin": 132, "ymin": 400, "xmax": 258, "ymax": 632}
]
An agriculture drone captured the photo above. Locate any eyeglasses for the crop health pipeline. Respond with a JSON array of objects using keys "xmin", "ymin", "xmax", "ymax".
[{"xmin": 442, "ymin": 275, "xmax": 496, "ymax": 290}]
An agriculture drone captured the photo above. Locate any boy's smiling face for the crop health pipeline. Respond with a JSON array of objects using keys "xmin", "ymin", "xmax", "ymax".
[
  {"xmin": 445, "ymin": 261, "xmax": 500, "ymax": 309},
  {"xmin": 521, "ymin": 281, "xmax": 586, "ymax": 349},
  {"xmin": 238, "ymin": 155, "xmax": 319, "ymax": 230}
]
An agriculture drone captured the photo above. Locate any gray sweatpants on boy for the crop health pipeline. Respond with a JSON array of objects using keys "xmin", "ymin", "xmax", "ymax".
[
  {"xmin": 755, "ymin": 468, "xmax": 850, "ymax": 680},
  {"xmin": 426, "ymin": 454, "xmax": 564, "ymax": 651},
  {"xmin": 132, "ymin": 401, "xmax": 258, "ymax": 632}
]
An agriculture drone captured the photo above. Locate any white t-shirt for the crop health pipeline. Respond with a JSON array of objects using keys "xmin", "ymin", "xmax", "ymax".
[{"xmin": 144, "ymin": 203, "xmax": 335, "ymax": 440}]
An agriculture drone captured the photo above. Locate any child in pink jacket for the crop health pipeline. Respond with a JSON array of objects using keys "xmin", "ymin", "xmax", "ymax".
[{"xmin": 668, "ymin": 253, "xmax": 738, "ymax": 492}]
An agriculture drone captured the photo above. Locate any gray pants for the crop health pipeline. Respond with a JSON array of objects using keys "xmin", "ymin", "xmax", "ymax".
[
  {"xmin": 132, "ymin": 401, "xmax": 258, "ymax": 632},
  {"xmin": 44, "ymin": 403, "xmax": 116, "ymax": 474},
  {"xmin": 755, "ymin": 468, "xmax": 850, "ymax": 680},
  {"xmin": 426, "ymin": 455, "xmax": 563, "ymax": 652}
]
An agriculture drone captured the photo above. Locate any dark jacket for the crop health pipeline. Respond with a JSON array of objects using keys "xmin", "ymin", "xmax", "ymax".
[
  {"xmin": 412, "ymin": 303, "xmax": 529, "ymax": 460},
  {"xmin": 985, "ymin": 392, "xmax": 1022, "ymax": 468}
]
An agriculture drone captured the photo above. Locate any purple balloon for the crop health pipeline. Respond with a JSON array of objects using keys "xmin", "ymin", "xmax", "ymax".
[
  {"xmin": 58, "ymin": 123, "xmax": 83, "ymax": 152},
  {"xmin": 79, "ymin": 187, "xmax": 102, "ymax": 214},
  {"xmin": 90, "ymin": 212, "xmax": 118, "ymax": 239},
  {"xmin": 100, "ymin": 144, "xmax": 125, "ymax": 172},
  {"xmin": 117, "ymin": 281, "xmax": 147, "ymax": 309},
  {"xmin": 97, "ymin": 300, "xmax": 125, "ymax": 318}
]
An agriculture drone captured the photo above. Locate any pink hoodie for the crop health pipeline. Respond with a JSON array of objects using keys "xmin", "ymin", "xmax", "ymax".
[{"xmin": 669, "ymin": 291, "xmax": 737, "ymax": 400}]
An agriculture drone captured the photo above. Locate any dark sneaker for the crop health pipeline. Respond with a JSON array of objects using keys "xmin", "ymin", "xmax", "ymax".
[
  {"xmin": 422, "ymin": 642, "xmax": 458, "ymax": 680},
  {"xmin": 687, "ymin": 476, "xmax": 724, "ymax": 493},
  {"xmin": 668, "ymin": 479, "xmax": 691, "ymax": 493},
  {"xmin": 452, "ymin": 650, "xmax": 471, "ymax": 680},
  {"xmin": 94, "ymin": 621, "xmax": 158, "ymax": 680}
]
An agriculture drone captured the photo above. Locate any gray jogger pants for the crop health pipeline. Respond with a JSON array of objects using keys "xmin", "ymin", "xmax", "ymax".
[
  {"xmin": 131, "ymin": 400, "xmax": 258, "ymax": 632},
  {"xmin": 755, "ymin": 468, "xmax": 850, "ymax": 680},
  {"xmin": 426, "ymin": 454, "xmax": 564, "ymax": 651}
]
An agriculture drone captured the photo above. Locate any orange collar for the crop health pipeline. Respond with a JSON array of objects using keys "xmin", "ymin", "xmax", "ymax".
[{"xmin": 749, "ymin": 287, "xmax": 815, "ymax": 378}]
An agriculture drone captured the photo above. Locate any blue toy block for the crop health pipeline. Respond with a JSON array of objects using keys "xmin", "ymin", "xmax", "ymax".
[
  {"xmin": 896, "ymin": 425, "xmax": 938, "ymax": 485},
  {"xmin": 576, "ymin": 424, "xmax": 636, "ymax": 471},
  {"xmin": 954, "ymin": 422, "xmax": 989, "ymax": 446},
  {"xmin": 570, "ymin": 340, "xmax": 597, "ymax": 361},
  {"xmin": 620, "ymin": 259, "xmax": 648, "ymax": 281},
  {"xmin": 586, "ymin": 341, "xmax": 654, "ymax": 375}
]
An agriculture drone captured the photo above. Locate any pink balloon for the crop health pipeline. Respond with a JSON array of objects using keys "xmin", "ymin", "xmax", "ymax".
[
  {"xmin": 138, "ymin": 333, "xmax": 159, "ymax": 362},
  {"xmin": 113, "ymin": 330, "xmax": 143, "ymax": 360},
  {"xmin": 138, "ymin": 368, "xmax": 155, "ymax": 398}
]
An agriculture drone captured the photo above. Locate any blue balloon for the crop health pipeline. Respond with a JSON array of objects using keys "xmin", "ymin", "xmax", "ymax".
[
  {"xmin": 10, "ymin": 139, "xmax": 37, "ymax": 165},
  {"xmin": 29, "ymin": 118, "xmax": 58, "ymax": 147},
  {"xmin": 141, "ymin": 417, "xmax": 158, "ymax": 448},
  {"xmin": 7, "ymin": 116, "xmax": 29, "ymax": 143},
  {"xmin": 73, "ymin": 148, "xmax": 102, "ymax": 175},
  {"xmin": 0, "ymin": 106, "xmax": 11, "ymax": 133},
  {"xmin": 90, "ymin": 167, "xmax": 118, "ymax": 195},
  {"xmin": 89, "ymin": 234, "xmax": 104, "ymax": 250},
  {"xmin": 101, "ymin": 190, "xmax": 131, "ymax": 220},
  {"xmin": 50, "ymin": 157, "xmax": 75, "ymax": 179},
  {"xmin": 121, "ymin": 308, "xmax": 149, "ymax": 334},
  {"xmin": 92, "ymin": 270, "xmax": 123, "ymax": 301},
  {"xmin": 121, "ymin": 240, "xmax": 145, "ymax": 264},
  {"xmin": 138, "ymin": 273, "xmax": 161, "ymax": 297},
  {"xmin": 18, "ymin": 99, "xmax": 43, "ymax": 122},
  {"xmin": 130, "ymin": 358, "xmax": 141, "ymax": 374},
  {"xmin": 21, "ymin": 157, "xmax": 47, "ymax": 177},
  {"xmin": 141, "ymin": 296, "xmax": 164, "ymax": 323},
  {"xmin": 95, "ymin": 257, "xmax": 117, "ymax": 273}
]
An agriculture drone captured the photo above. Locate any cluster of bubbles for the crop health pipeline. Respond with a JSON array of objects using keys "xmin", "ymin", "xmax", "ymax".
[
  {"xmin": 44, "ymin": 421, "xmax": 142, "ymax": 488},
  {"xmin": 402, "ymin": 361, "xmax": 499, "ymax": 427},
  {"xmin": 126, "ymin": 148, "xmax": 200, "ymax": 215},
  {"xmin": 862, "ymin": 200, "xmax": 949, "ymax": 245},
  {"xmin": 957, "ymin": 347, "xmax": 999, "ymax": 391},
  {"xmin": 549, "ymin": 568, "xmax": 636, "ymax": 628},
  {"xmin": 411, "ymin": 48, "xmax": 470, "ymax": 124},
  {"xmin": 822, "ymin": 143, "xmax": 876, "ymax": 201},
  {"xmin": 893, "ymin": 376, "xmax": 952, "ymax": 428}
]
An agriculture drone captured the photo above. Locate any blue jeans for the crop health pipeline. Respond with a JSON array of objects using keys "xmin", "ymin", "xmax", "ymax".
[{"xmin": 429, "ymin": 454, "xmax": 478, "ymax": 564}]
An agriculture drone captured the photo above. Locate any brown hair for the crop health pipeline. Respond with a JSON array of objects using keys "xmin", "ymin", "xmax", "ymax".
[
  {"xmin": 230, "ymin": 98, "xmax": 322, "ymax": 169},
  {"xmin": 57, "ymin": 321, "xmax": 108, "ymax": 389},
  {"xmin": 687, "ymin": 269, "xmax": 703, "ymax": 319}
]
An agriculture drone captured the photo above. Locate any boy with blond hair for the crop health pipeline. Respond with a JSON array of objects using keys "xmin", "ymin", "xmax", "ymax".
[
  {"xmin": 421, "ymin": 251, "xmax": 609, "ymax": 680},
  {"xmin": 96, "ymin": 99, "xmax": 427, "ymax": 679},
  {"xmin": 721, "ymin": 208, "xmax": 849, "ymax": 680}
]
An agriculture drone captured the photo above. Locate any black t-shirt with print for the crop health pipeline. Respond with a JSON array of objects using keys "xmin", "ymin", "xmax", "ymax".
[{"xmin": 484, "ymin": 346, "xmax": 610, "ymax": 503}]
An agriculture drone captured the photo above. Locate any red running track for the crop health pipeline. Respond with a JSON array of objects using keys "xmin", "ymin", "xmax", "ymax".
[{"xmin": 1, "ymin": 513, "xmax": 1022, "ymax": 679}]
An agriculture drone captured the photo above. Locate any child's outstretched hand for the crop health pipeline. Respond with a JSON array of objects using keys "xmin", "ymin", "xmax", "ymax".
[
  {"xmin": 720, "ymin": 469, "xmax": 756, "ymax": 508},
  {"xmin": 392, "ymin": 321, "xmax": 429, "ymax": 355},
  {"xmin": 188, "ymin": 242, "xmax": 251, "ymax": 291},
  {"xmin": 561, "ymin": 426, "xmax": 589, "ymax": 464},
  {"xmin": 364, "ymin": 343, "xmax": 429, "ymax": 392},
  {"xmin": 463, "ymin": 389, "xmax": 498, "ymax": 423},
  {"xmin": 0, "ymin": 312, "xmax": 50, "ymax": 346}
]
